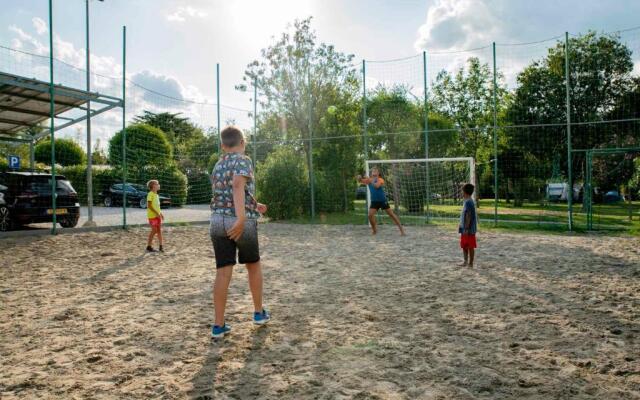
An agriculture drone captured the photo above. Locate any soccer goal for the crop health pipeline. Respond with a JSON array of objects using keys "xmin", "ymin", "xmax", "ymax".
[{"xmin": 365, "ymin": 158, "xmax": 476, "ymax": 223}]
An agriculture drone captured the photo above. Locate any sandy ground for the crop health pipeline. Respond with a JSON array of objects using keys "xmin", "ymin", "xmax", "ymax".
[{"xmin": 0, "ymin": 224, "xmax": 639, "ymax": 400}]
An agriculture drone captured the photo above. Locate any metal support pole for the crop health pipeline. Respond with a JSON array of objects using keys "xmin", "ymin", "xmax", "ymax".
[
  {"xmin": 423, "ymin": 51, "xmax": 431, "ymax": 223},
  {"xmin": 121, "ymin": 25, "xmax": 127, "ymax": 229},
  {"xmin": 216, "ymin": 63, "xmax": 221, "ymax": 153},
  {"xmin": 84, "ymin": 0, "xmax": 95, "ymax": 226},
  {"xmin": 362, "ymin": 60, "xmax": 369, "ymax": 225},
  {"xmin": 565, "ymin": 32, "xmax": 573, "ymax": 231},
  {"xmin": 586, "ymin": 150, "xmax": 593, "ymax": 230},
  {"xmin": 492, "ymin": 42, "xmax": 498, "ymax": 226},
  {"xmin": 253, "ymin": 77, "xmax": 258, "ymax": 172},
  {"xmin": 29, "ymin": 139, "xmax": 34, "ymax": 169},
  {"xmin": 48, "ymin": 0, "xmax": 57, "ymax": 234},
  {"xmin": 308, "ymin": 69, "xmax": 315, "ymax": 220}
]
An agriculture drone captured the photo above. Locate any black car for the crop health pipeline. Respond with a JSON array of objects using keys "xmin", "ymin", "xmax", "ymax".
[
  {"xmin": 99, "ymin": 183, "xmax": 171, "ymax": 209},
  {"xmin": 0, "ymin": 171, "xmax": 81, "ymax": 231}
]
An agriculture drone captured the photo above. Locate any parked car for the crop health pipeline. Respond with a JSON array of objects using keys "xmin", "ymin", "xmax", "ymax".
[
  {"xmin": 546, "ymin": 183, "xmax": 582, "ymax": 202},
  {"xmin": 99, "ymin": 183, "xmax": 171, "ymax": 209},
  {"xmin": 603, "ymin": 190, "xmax": 624, "ymax": 204},
  {"xmin": 0, "ymin": 171, "xmax": 80, "ymax": 231}
]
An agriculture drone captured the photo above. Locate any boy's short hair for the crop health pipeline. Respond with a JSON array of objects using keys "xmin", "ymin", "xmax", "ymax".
[
  {"xmin": 462, "ymin": 183, "xmax": 475, "ymax": 196},
  {"xmin": 220, "ymin": 126, "xmax": 244, "ymax": 148},
  {"xmin": 147, "ymin": 179, "xmax": 159, "ymax": 190}
]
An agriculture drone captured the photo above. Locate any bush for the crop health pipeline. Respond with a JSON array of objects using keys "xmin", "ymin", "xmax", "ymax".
[
  {"xmin": 108, "ymin": 123, "xmax": 172, "ymax": 168},
  {"xmin": 186, "ymin": 170, "xmax": 212, "ymax": 204},
  {"xmin": 57, "ymin": 165, "xmax": 121, "ymax": 205},
  {"xmin": 127, "ymin": 165, "xmax": 188, "ymax": 206},
  {"xmin": 256, "ymin": 147, "xmax": 308, "ymax": 220},
  {"xmin": 314, "ymin": 171, "xmax": 356, "ymax": 213},
  {"xmin": 0, "ymin": 157, "xmax": 7, "ymax": 171},
  {"xmin": 35, "ymin": 138, "xmax": 86, "ymax": 166}
]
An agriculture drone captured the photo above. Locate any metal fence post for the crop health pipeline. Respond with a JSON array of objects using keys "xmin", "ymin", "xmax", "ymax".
[
  {"xmin": 362, "ymin": 60, "xmax": 369, "ymax": 224},
  {"xmin": 492, "ymin": 42, "xmax": 499, "ymax": 226},
  {"xmin": 84, "ymin": 0, "xmax": 95, "ymax": 226},
  {"xmin": 565, "ymin": 32, "xmax": 573, "ymax": 231},
  {"xmin": 216, "ymin": 63, "xmax": 221, "ymax": 153},
  {"xmin": 48, "ymin": 0, "xmax": 57, "ymax": 235},
  {"xmin": 121, "ymin": 25, "xmax": 127, "ymax": 229},
  {"xmin": 423, "ymin": 51, "xmax": 431, "ymax": 223},
  {"xmin": 253, "ymin": 77, "xmax": 258, "ymax": 171},
  {"xmin": 308, "ymin": 68, "xmax": 316, "ymax": 220}
]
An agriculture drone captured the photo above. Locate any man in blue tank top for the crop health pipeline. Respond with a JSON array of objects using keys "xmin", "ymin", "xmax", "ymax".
[{"xmin": 357, "ymin": 167, "xmax": 405, "ymax": 236}]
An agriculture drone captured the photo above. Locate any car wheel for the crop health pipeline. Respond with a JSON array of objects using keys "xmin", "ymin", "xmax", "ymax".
[
  {"xmin": 139, "ymin": 198, "xmax": 147, "ymax": 209},
  {"xmin": 104, "ymin": 196, "xmax": 113, "ymax": 207},
  {"xmin": 59, "ymin": 216, "xmax": 79, "ymax": 228},
  {"xmin": 0, "ymin": 206, "xmax": 11, "ymax": 232}
]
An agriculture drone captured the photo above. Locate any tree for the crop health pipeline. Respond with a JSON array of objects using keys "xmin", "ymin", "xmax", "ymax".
[
  {"xmin": 108, "ymin": 123, "xmax": 172, "ymax": 169},
  {"xmin": 506, "ymin": 31, "xmax": 636, "ymax": 197},
  {"xmin": 431, "ymin": 57, "xmax": 507, "ymax": 163},
  {"xmin": 35, "ymin": 138, "xmax": 86, "ymax": 166},
  {"xmin": 238, "ymin": 17, "xmax": 361, "ymax": 214}
]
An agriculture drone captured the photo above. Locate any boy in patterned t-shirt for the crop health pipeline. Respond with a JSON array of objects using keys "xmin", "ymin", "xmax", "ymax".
[{"xmin": 209, "ymin": 126, "xmax": 270, "ymax": 338}]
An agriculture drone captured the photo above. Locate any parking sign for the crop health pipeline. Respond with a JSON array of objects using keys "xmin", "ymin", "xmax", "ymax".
[{"xmin": 8, "ymin": 155, "xmax": 20, "ymax": 169}]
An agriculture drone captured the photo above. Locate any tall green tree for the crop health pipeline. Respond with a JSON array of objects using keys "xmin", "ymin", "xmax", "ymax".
[{"xmin": 431, "ymin": 57, "xmax": 507, "ymax": 163}]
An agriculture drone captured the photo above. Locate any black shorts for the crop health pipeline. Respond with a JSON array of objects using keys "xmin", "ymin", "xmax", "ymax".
[
  {"xmin": 209, "ymin": 214, "xmax": 260, "ymax": 269},
  {"xmin": 370, "ymin": 201, "xmax": 390, "ymax": 210}
]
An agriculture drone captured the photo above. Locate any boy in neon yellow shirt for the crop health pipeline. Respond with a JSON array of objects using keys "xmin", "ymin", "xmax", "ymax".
[{"xmin": 146, "ymin": 179, "xmax": 164, "ymax": 252}]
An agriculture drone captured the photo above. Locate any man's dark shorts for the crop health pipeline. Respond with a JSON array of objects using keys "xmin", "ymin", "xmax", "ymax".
[
  {"xmin": 209, "ymin": 214, "xmax": 260, "ymax": 269},
  {"xmin": 370, "ymin": 201, "xmax": 390, "ymax": 210}
]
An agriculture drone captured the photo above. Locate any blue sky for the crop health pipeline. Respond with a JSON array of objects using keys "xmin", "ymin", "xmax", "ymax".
[{"xmin": 1, "ymin": 0, "xmax": 639, "ymax": 144}]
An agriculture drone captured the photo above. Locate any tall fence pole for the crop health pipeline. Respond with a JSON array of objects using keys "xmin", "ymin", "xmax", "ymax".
[
  {"xmin": 216, "ymin": 63, "xmax": 221, "ymax": 153},
  {"xmin": 308, "ymin": 68, "xmax": 315, "ymax": 221},
  {"xmin": 422, "ymin": 50, "xmax": 431, "ymax": 223},
  {"xmin": 565, "ymin": 32, "xmax": 573, "ymax": 231},
  {"xmin": 48, "ymin": 0, "xmax": 57, "ymax": 235},
  {"xmin": 362, "ymin": 59, "xmax": 369, "ymax": 224},
  {"xmin": 121, "ymin": 25, "xmax": 127, "ymax": 229},
  {"xmin": 84, "ymin": 0, "xmax": 95, "ymax": 226},
  {"xmin": 492, "ymin": 42, "xmax": 498, "ymax": 226},
  {"xmin": 253, "ymin": 77, "xmax": 258, "ymax": 172}
]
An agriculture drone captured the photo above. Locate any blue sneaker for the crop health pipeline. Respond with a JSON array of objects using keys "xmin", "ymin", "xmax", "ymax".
[
  {"xmin": 253, "ymin": 309, "xmax": 271, "ymax": 325},
  {"xmin": 211, "ymin": 324, "xmax": 231, "ymax": 339}
]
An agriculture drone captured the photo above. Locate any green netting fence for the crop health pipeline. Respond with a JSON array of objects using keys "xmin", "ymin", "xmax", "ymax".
[{"xmin": 1, "ymin": 25, "xmax": 639, "ymax": 234}]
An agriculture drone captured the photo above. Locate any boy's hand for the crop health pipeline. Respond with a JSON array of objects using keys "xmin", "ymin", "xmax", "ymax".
[
  {"xmin": 257, "ymin": 203, "xmax": 268, "ymax": 214},
  {"xmin": 160, "ymin": 213, "xmax": 164, "ymax": 221},
  {"xmin": 227, "ymin": 217, "xmax": 246, "ymax": 241}
]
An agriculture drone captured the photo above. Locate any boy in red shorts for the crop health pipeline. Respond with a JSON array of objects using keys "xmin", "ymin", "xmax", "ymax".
[
  {"xmin": 146, "ymin": 179, "xmax": 164, "ymax": 252},
  {"xmin": 459, "ymin": 183, "xmax": 477, "ymax": 267}
]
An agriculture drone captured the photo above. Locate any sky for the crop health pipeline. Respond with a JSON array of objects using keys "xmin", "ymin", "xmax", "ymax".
[{"xmin": 1, "ymin": 0, "xmax": 639, "ymax": 146}]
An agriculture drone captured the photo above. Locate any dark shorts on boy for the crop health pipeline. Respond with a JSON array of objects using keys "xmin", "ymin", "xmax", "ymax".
[
  {"xmin": 209, "ymin": 214, "xmax": 260, "ymax": 269},
  {"xmin": 460, "ymin": 233, "xmax": 477, "ymax": 249},
  {"xmin": 370, "ymin": 201, "xmax": 390, "ymax": 210}
]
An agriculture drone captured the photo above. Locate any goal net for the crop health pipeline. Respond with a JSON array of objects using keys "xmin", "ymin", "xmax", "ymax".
[{"xmin": 365, "ymin": 158, "xmax": 476, "ymax": 224}]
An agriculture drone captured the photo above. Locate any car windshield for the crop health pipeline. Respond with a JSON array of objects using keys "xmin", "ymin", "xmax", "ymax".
[
  {"xmin": 130, "ymin": 184, "xmax": 147, "ymax": 191},
  {"xmin": 27, "ymin": 177, "xmax": 75, "ymax": 193}
]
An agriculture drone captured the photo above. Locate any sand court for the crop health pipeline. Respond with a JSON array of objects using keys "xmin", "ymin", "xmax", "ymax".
[{"xmin": 1, "ymin": 224, "xmax": 639, "ymax": 399}]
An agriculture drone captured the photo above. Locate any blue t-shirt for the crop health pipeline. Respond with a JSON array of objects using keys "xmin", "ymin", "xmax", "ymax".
[
  {"xmin": 368, "ymin": 178, "xmax": 387, "ymax": 202},
  {"xmin": 459, "ymin": 198, "xmax": 477, "ymax": 234}
]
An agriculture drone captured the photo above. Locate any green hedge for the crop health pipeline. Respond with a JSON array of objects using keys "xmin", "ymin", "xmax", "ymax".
[
  {"xmin": 256, "ymin": 147, "xmax": 309, "ymax": 220},
  {"xmin": 127, "ymin": 165, "xmax": 188, "ymax": 206},
  {"xmin": 57, "ymin": 166, "xmax": 121, "ymax": 205},
  {"xmin": 108, "ymin": 123, "xmax": 173, "ymax": 168},
  {"xmin": 186, "ymin": 170, "xmax": 212, "ymax": 204},
  {"xmin": 35, "ymin": 138, "xmax": 86, "ymax": 166}
]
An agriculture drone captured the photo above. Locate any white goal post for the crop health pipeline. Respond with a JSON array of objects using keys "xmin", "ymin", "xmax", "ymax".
[{"xmin": 365, "ymin": 157, "xmax": 476, "ymax": 222}]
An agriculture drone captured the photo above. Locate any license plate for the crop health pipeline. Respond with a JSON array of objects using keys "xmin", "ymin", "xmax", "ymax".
[{"xmin": 47, "ymin": 208, "xmax": 67, "ymax": 215}]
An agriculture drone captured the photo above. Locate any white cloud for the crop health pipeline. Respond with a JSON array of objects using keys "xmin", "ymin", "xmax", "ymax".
[
  {"xmin": 32, "ymin": 17, "xmax": 47, "ymax": 35},
  {"xmin": 166, "ymin": 6, "xmax": 207, "ymax": 23}
]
